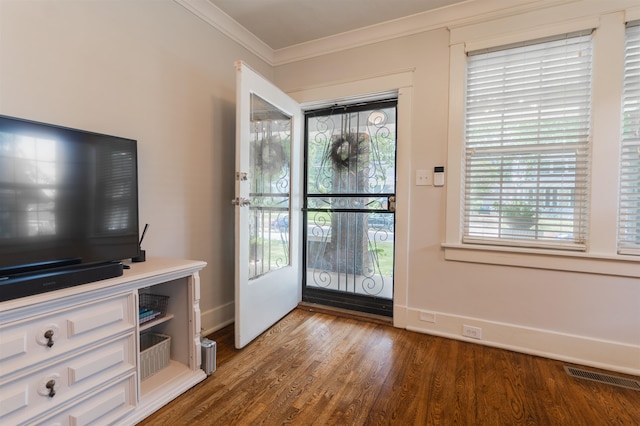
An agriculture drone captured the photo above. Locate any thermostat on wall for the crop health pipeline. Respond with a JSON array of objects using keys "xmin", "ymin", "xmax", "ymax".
[{"xmin": 434, "ymin": 166, "xmax": 445, "ymax": 187}]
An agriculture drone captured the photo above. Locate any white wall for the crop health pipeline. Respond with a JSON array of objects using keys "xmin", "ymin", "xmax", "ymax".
[
  {"xmin": 0, "ymin": 0, "xmax": 270, "ymax": 331},
  {"xmin": 274, "ymin": 5, "xmax": 640, "ymax": 375},
  {"xmin": 2, "ymin": 0, "xmax": 638, "ymax": 375}
]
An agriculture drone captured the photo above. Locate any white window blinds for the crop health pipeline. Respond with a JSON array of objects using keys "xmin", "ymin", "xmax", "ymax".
[
  {"xmin": 463, "ymin": 33, "xmax": 592, "ymax": 250},
  {"xmin": 618, "ymin": 23, "xmax": 640, "ymax": 255}
]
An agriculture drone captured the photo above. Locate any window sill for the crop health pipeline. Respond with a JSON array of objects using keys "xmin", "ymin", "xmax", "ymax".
[{"xmin": 442, "ymin": 243, "xmax": 640, "ymax": 278}]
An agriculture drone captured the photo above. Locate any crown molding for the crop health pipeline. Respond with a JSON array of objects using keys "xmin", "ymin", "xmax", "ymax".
[
  {"xmin": 272, "ymin": 0, "xmax": 577, "ymax": 65},
  {"xmin": 175, "ymin": 0, "xmax": 615, "ymax": 67},
  {"xmin": 452, "ymin": 0, "xmax": 640, "ymax": 50},
  {"xmin": 174, "ymin": 0, "xmax": 273, "ymax": 64}
]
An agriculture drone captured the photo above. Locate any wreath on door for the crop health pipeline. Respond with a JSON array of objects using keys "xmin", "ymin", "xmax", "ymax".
[
  {"xmin": 252, "ymin": 139, "xmax": 287, "ymax": 175},
  {"xmin": 329, "ymin": 133, "xmax": 370, "ymax": 169}
]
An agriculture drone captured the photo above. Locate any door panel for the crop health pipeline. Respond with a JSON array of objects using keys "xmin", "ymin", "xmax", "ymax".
[
  {"xmin": 303, "ymin": 101, "xmax": 397, "ymax": 316},
  {"xmin": 234, "ymin": 61, "xmax": 302, "ymax": 349}
]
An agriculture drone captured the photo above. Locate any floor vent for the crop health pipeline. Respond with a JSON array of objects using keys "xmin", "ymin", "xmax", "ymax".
[{"xmin": 564, "ymin": 366, "xmax": 640, "ymax": 391}]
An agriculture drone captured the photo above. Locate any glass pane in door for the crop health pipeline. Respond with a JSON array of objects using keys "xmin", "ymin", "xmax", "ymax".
[
  {"xmin": 248, "ymin": 93, "xmax": 292, "ymax": 279},
  {"xmin": 306, "ymin": 209, "xmax": 394, "ymax": 299}
]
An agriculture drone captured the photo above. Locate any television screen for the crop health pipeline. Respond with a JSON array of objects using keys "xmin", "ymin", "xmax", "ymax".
[{"xmin": 0, "ymin": 115, "xmax": 139, "ymax": 282}]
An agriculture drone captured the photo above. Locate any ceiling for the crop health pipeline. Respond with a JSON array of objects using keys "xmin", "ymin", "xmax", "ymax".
[{"xmin": 207, "ymin": 0, "xmax": 469, "ymax": 50}]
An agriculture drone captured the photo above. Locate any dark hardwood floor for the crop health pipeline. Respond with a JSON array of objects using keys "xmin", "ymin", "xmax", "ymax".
[{"xmin": 138, "ymin": 308, "xmax": 640, "ymax": 425}]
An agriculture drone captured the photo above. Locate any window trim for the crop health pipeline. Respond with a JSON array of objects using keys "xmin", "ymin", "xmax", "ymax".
[
  {"xmin": 442, "ymin": 242, "xmax": 640, "ymax": 278},
  {"xmin": 445, "ymin": 9, "xmax": 637, "ymax": 276},
  {"xmin": 617, "ymin": 21, "xmax": 640, "ymax": 255}
]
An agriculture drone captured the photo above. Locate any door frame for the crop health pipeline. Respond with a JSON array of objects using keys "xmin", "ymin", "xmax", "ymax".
[
  {"xmin": 285, "ymin": 70, "xmax": 414, "ymax": 328},
  {"xmin": 302, "ymin": 99, "xmax": 398, "ymax": 317}
]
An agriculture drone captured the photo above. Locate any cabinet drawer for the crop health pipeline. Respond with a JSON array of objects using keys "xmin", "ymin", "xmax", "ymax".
[
  {"xmin": 0, "ymin": 293, "xmax": 135, "ymax": 380},
  {"xmin": 0, "ymin": 333, "xmax": 136, "ymax": 425},
  {"xmin": 44, "ymin": 373, "xmax": 136, "ymax": 426}
]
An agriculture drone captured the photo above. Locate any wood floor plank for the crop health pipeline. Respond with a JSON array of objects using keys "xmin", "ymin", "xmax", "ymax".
[{"xmin": 138, "ymin": 309, "xmax": 640, "ymax": 425}]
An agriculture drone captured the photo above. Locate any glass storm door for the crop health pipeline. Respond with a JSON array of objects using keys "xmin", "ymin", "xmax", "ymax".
[
  {"xmin": 234, "ymin": 61, "xmax": 302, "ymax": 349},
  {"xmin": 303, "ymin": 100, "xmax": 397, "ymax": 317}
]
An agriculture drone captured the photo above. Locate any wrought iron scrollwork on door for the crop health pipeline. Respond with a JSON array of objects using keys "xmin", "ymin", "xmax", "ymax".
[{"xmin": 304, "ymin": 100, "xmax": 397, "ymax": 301}]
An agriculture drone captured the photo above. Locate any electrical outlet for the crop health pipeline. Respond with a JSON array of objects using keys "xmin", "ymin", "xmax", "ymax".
[
  {"xmin": 462, "ymin": 325, "xmax": 482, "ymax": 339},
  {"xmin": 419, "ymin": 311, "xmax": 436, "ymax": 323},
  {"xmin": 415, "ymin": 169, "xmax": 432, "ymax": 186}
]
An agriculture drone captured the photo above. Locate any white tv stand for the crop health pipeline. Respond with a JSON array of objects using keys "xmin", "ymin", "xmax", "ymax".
[{"xmin": 0, "ymin": 258, "xmax": 207, "ymax": 425}]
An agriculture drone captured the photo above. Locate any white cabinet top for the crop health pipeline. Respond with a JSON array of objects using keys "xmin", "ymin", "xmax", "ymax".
[{"xmin": 0, "ymin": 258, "xmax": 207, "ymax": 322}]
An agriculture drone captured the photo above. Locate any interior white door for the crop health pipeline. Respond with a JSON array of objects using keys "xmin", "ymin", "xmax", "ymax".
[{"xmin": 234, "ymin": 60, "xmax": 302, "ymax": 349}]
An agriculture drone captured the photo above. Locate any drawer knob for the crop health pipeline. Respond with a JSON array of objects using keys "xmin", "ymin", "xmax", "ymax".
[
  {"xmin": 44, "ymin": 329, "xmax": 55, "ymax": 348},
  {"xmin": 46, "ymin": 379, "xmax": 56, "ymax": 398}
]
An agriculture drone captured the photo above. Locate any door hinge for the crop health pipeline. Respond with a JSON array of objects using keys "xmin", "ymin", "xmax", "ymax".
[{"xmin": 231, "ymin": 197, "xmax": 251, "ymax": 207}]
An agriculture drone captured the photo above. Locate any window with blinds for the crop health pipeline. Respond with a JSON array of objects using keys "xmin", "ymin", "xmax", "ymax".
[
  {"xmin": 618, "ymin": 22, "xmax": 640, "ymax": 255},
  {"xmin": 463, "ymin": 33, "xmax": 592, "ymax": 250}
]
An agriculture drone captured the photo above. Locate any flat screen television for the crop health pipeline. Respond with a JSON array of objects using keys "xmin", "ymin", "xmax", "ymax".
[{"xmin": 0, "ymin": 115, "xmax": 139, "ymax": 301}]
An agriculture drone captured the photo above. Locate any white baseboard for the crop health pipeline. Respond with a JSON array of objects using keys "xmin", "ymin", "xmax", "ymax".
[
  {"xmin": 396, "ymin": 304, "xmax": 640, "ymax": 376},
  {"xmin": 201, "ymin": 301, "xmax": 234, "ymax": 337}
]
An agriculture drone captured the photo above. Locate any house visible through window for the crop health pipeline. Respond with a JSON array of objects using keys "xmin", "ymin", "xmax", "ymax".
[
  {"xmin": 618, "ymin": 21, "xmax": 640, "ymax": 255},
  {"xmin": 463, "ymin": 32, "xmax": 593, "ymax": 250}
]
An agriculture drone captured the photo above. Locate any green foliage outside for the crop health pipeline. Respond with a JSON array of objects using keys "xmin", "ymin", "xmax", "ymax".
[{"xmin": 495, "ymin": 200, "xmax": 536, "ymax": 218}]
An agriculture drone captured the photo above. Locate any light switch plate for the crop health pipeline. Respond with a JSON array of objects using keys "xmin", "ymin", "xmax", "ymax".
[{"xmin": 416, "ymin": 169, "xmax": 431, "ymax": 186}]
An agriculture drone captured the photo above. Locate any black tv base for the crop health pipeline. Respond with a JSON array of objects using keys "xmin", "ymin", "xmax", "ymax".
[{"xmin": 0, "ymin": 262, "xmax": 124, "ymax": 302}]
